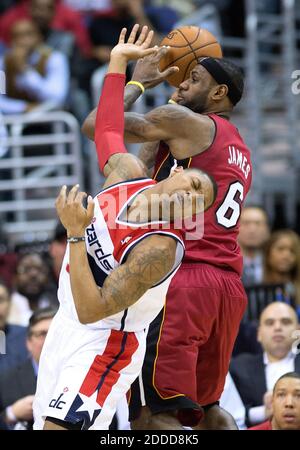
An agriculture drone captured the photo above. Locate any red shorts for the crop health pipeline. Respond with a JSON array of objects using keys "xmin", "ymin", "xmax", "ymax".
[{"xmin": 129, "ymin": 263, "xmax": 247, "ymax": 426}]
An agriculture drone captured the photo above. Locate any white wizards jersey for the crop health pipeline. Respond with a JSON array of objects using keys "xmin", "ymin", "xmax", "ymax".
[{"xmin": 57, "ymin": 178, "xmax": 185, "ymax": 332}]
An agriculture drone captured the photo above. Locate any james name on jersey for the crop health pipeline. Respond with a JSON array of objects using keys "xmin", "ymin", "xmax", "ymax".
[{"xmin": 227, "ymin": 145, "xmax": 251, "ymax": 180}]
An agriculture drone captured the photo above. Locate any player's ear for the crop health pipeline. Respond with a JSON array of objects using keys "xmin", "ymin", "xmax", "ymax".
[{"xmin": 212, "ymin": 84, "xmax": 228, "ymax": 101}]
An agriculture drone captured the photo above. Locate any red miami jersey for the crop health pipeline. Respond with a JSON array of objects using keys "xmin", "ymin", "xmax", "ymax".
[
  {"xmin": 58, "ymin": 178, "xmax": 185, "ymax": 331},
  {"xmin": 153, "ymin": 113, "xmax": 252, "ymax": 275}
]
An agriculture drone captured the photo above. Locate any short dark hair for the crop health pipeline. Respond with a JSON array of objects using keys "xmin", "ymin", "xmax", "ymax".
[
  {"xmin": 274, "ymin": 372, "xmax": 300, "ymax": 391},
  {"xmin": 28, "ymin": 307, "xmax": 57, "ymax": 335}
]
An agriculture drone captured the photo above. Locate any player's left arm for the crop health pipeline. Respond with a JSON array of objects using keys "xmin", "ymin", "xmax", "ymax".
[{"xmin": 55, "ymin": 185, "xmax": 177, "ymax": 324}]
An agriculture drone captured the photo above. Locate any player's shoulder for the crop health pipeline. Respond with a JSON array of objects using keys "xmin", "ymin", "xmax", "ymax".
[
  {"xmin": 134, "ymin": 233, "xmax": 178, "ymax": 254},
  {"xmin": 152, "ymin": 103, "xmax": 213, "ymax": 128}
]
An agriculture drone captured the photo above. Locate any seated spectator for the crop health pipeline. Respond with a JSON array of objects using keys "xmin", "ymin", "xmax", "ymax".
[
  {"xmin": 9, "ymin": 253, "xmax": 58, "ymax": 326},
  {"xmin": 30, "ymin": 0, "xmax": 75, "ymax": 59},
  {"xmin": 263, "ymin": 229, "xmax": 300, "ymax": 313},
  {"xmin": 248, "ymin": 372, "xmax": 300, "ymax": 430},
  {"xmin": 238, "ymin": 205, "xmax": 270, "ymax": 287},
  {"xmin": 0, "ymin": 0, "xmax": 91, "ymax": 57},
  {"xmin": 0, "ymin": 307, "xmax": 55, "ymax": 430},
  {"xmin": 0, "ymin": 19, "xmax": 69, "ymax": 115},
  {"xmin": 0, "ymin": 281, "xmax": 28, "ymax": 375},
  {"xmin": 230, "ymin": 302, "xmax": 300, "ymax": 427}
]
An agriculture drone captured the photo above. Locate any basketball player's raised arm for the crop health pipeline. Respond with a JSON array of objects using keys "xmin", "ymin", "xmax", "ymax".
[
  {"xmin": 92, "ymin": 25, "xmax": 160, "ymax": 182},
  {"xmin": 55, "ymin": 185, "xmax": 176, "ymax": 324},
  {"xmin": 81, "ymin": 84, "xmax": 144, "ymax": 142},
  {"xmin": 82, "ymin": 46, "xmax": 179, "ymax": 142},
  {"xmin": 124, "ymin": 105, "xmax": 214, "ymax": 160}
]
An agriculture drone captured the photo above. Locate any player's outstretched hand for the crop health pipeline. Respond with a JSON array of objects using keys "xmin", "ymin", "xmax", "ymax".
[
  {"xmin": 55, "ymin": 185, "xmax": 95, "ymax": 236},
  {"xmin": 110, "ymin": 24, "xmax": 158, "ymax": 61},
  {"xmin": 131, "ymin": 46, "xmax": 179, "ymax": 90}
]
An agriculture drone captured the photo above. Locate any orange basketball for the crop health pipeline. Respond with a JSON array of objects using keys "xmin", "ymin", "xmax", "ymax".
[{"xmin": 159, "ymin": 26, "xmax": 223, "ymax": 87}]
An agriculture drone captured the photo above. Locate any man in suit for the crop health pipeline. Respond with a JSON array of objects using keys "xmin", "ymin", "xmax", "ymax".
[
  {"xmin": 0, "ymin": 307, "xmax": 55, "ymax": 429},
  {"xmin": 0, "ymin": 281, "xmax": 28, "ymax": 375},
  {"xmin": 230, "ymin": 302, "xmax": 300, "ymax": 427}
]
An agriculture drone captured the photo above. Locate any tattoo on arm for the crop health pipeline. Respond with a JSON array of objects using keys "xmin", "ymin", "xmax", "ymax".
[
  {"xmin": 138, "ymin": 141, "xmax": 159, "ymax": 170},
  {"xmin": 125, "ymin": 104, "xmax": 192, "ymax": 142},
  {"xmin": 124, "ymin": 84, "xmax": 143, "ymax": 112},
  {"xmin": 100, "ymin": 237, "xmax": 176, "ymax": 318}
]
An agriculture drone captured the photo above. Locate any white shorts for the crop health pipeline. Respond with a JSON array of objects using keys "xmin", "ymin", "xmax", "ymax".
[{"xmin": 33, "ymin": 308, "xmax": 146, "ymax": 430}]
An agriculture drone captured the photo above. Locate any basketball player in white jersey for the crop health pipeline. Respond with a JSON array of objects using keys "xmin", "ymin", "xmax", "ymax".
[{"xmin": 33, "ymin": 25, "xmax": 216, "ymax": 430}]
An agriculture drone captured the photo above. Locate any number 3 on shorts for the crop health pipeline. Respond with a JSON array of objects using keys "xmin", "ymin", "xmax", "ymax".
[{"xmin": 216, "ymin": 181, "xmax": 244, "ymax": 228}]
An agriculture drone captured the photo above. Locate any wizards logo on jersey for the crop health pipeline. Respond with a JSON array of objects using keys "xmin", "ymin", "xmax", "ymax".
[{"xmin": 86, "ymin": 223, "xmax": 113, "ymax": 272}]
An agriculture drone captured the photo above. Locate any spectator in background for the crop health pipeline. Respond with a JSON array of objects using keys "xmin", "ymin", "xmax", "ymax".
[
  {"xmin": 30, "ymin": 0, "xmax": 75, "ymax": 59},
  {"xmin": 0, "ymin": 19, "xmax": 69, "ymax": 115},
  {"xmin": 48, "ymin": 222, "xmax": 67, "ymax": 285},
  {"xmin": 248, "ymin": 372, "xmax": 300, "ymax": 430},
  {"xmin": 0, "ymin": 307, "xmax": 55, "ymax": 430},
  {"xmin": 9, "ymin": 253, "xmax": 58, "ymax": 326},
  {"xmin": 0, "ymin": 281, "xmax": 28, "ymax": 375},
  {"xmin": 230, "ymin": 302, "xmax": 300, "ymax": 427},
  {"xmin": 0, "ymin": 0, "xmax": 91, "ymax": 57},
  {"xmin": 89, "ymin": 0, "xmax": 160, "ymax": 67},
  {"xmin": 263, "ymin": 230, "xmax": 300, "ymax": 312},
  {"xmin": 238, "ymin": 205, "xmax": 270, "ymax": 287}
]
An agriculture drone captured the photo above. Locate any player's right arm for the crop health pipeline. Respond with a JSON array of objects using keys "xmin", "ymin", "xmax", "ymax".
[
  {"xmin": 55, "ymin": 185, "xmax": 177, "ymax": 324},
  {"xmin": 124, "ymin": 104, "xmax": 215, "ymax": 159}
]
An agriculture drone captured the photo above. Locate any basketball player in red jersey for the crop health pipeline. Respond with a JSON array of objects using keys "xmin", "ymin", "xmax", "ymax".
[{"xmin": 82, "ymin": 35, "xmax": 252, "ymax": 430}]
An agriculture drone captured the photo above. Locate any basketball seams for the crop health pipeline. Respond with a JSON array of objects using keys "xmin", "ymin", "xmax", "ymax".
[
  {"xmin": 162, "ymin": 41, "xmax": 220, "ymax": 69},
  {"xmin": 159, "ymin": 26, "xmax": 222, "ymax": 86},
  {"xmin": 178, "ymin": 28, "xmax": 199, "ymax": 62}
]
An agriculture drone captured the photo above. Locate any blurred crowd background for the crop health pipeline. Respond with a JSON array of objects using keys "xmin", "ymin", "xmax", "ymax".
[{"xmin": 0, "ymin": 0, "xmax": 300, "ymax": 431}]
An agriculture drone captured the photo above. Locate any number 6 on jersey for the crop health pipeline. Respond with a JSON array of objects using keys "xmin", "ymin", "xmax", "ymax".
[{"xmin": 216, "ymin": 181, "xmax": 244, "ymax": 228}]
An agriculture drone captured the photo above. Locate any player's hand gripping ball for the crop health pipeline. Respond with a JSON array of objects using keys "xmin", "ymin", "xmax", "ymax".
[{"xmin": 159, "ymin": 26, "xmax": 223, "ymax": 87}]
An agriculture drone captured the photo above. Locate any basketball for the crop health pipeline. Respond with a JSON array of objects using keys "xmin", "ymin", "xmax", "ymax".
[{"xmin": 159, "ymin": 26, "xmax": 223, "ymax": 87}]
